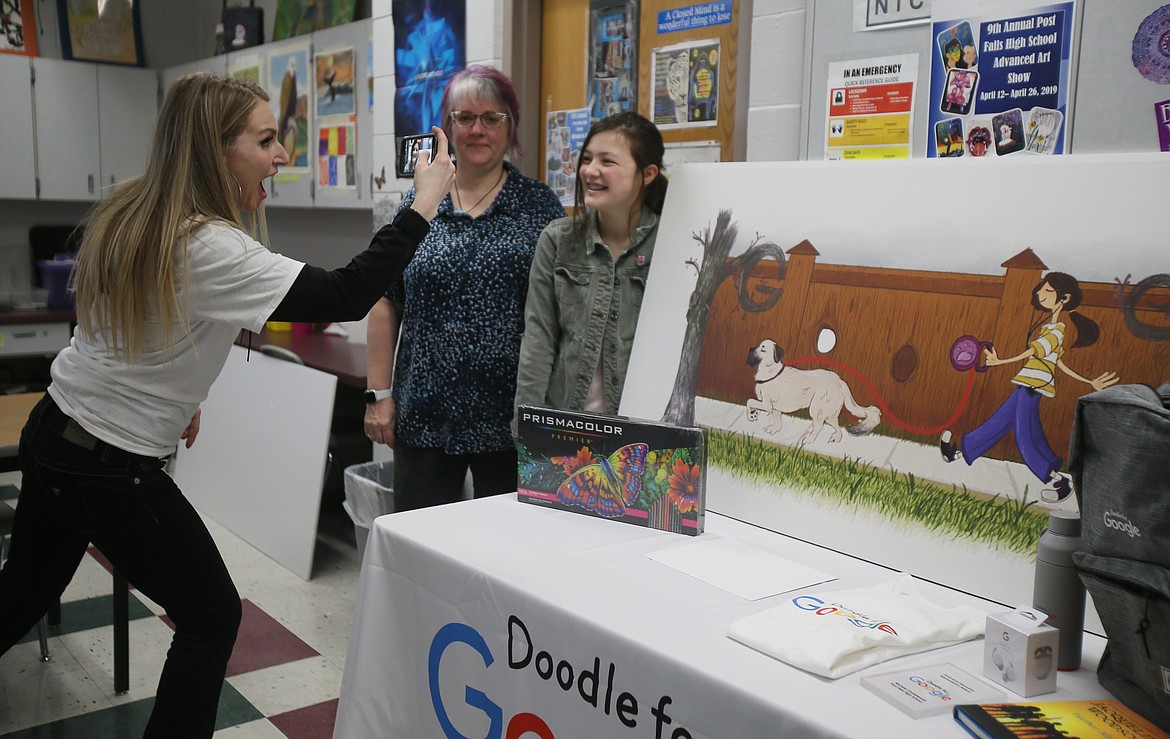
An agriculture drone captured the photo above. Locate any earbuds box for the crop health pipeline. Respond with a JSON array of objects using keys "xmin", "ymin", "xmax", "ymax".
[{"xmin": 983, "ymin": 606, "xmax": 1059, "ymax": 697}]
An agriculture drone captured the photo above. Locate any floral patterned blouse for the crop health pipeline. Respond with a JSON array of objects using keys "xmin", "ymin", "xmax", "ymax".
[{"xmin": 388, "ymin": 162, "xmax": 565, "ymax": 453}]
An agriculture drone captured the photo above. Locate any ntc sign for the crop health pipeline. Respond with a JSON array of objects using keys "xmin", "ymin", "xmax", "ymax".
[{"xmin": 862, "ymin": 0, "xmax": 931, "ymax": 30}]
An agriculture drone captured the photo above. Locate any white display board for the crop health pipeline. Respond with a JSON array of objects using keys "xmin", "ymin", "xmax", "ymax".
[
  {"xmin": 173, "ymin": 345, "xmax": 336, "ymax": 580},
  {"xmin": 620, "ymin": 154, "xmax": 1168, "ymax": 617}
]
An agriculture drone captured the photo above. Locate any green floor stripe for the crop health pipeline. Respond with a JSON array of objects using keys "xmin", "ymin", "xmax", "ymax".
[
  {"xmin": 0, "ymin": 682, "xmax": 264, "ymax": 738},
  {"xmin": 18, "ymin": 591, "xmax": 155, "ymax": 644}
]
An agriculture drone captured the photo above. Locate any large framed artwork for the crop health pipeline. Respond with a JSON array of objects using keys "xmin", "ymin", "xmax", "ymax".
[
  {"xmin": 1, "ymin": 0, "xmax": 39, "ymax": 57},
  {"xmin": 57, "ymin": 0, "xmax": 144, "ymax": 66}
]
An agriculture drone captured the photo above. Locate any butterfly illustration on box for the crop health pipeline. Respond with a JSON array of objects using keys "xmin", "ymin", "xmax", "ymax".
[{"xmin": 553, "ymin": 443, "xmax": 649, "ymax": 518}]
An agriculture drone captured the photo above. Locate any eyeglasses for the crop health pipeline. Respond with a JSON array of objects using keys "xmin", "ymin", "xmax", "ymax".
[{"xmin": 449, "ymin": 111, "xmax": 509, "ymax": 130}]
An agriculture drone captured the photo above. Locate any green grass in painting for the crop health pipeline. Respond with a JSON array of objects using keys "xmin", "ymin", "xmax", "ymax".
[{"xmin": 709, "ymin": 429, "xmax": 1047, "ymax": 554}]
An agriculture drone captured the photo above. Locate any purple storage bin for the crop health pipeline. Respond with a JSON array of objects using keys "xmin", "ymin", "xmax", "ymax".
[{"xmin": 37, "ymin": 259, "xmax": 76, "ymax": 310}]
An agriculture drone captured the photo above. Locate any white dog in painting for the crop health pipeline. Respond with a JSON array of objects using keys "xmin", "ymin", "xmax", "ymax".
[{"xmin": 746, "ymin": 339, "xmax": 881, "ymax": 444}]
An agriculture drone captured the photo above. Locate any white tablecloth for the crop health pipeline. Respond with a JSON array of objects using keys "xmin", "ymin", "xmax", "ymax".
[{"xmin": 334, "ymin": 495, "xmax": 1109, "ymax": 738}]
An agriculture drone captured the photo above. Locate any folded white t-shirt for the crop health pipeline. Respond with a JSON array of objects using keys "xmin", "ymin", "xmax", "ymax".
[{"xmin": 727, "ymin": 573, "xmax": 985, "ymax": 679}]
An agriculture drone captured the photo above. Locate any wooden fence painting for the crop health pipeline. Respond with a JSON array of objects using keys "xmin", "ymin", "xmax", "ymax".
[{"xmin": 620, "ymin": 155, "xmax": 1170, "ymax": 611}]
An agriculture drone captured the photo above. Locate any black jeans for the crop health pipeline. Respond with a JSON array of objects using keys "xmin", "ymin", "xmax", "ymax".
[
  {"xmin": 0, "ymin": 395, "xmax": 241, "ymax": 738},
  {"xmin": 392, "ymin": 443, "xmax": 517, "ymax": 512}
]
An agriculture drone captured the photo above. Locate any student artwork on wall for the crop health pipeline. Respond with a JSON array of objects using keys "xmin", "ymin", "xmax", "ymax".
[
  {"xmin": 272, "ymin": 0, "xmax": 357, "ymax": 41},
  {"xmin": 228, "ymin": 54, "xmax": 263, "ymax": 87},
  {"xmin": 315, "ymin": 47, "xmax": 355, "ymax": 117},
  {"xmin": 651, "ymin": 39, "xmax": 720, "ymax": 129},
  {"xmin": 927, "ymin": 0, "xmax": 1076, "ymax": 157},
  {"xmin": 618, "ymin": 155, "xmax": 1170, "ymax": 617},
  {"xmin": 544, "ymin": 108, "xmax": 589, "ymax": 206},
  {"xmin": 1, "ymin": 0, "xmax": 39, "ymax": 57},
  {"xmin": 317, "ymin": 117, "xmax": 356, "ymax": 190},
  {"xmin": 314, "ymin": 47, "xmax": 356, "ymax": 191},
  {"xmin": 268, "ymin": 44, "xmax": 312, "ymax": 173},
  {"xmin": 57, "ymin": 0, "xmax": 144, "ymax": 66},
  {"xmin": 588, "ymin": 0, "xmax": 637, "ymax": 121},
  {"xmin": 392, "ymin": 0, "xmax": 465, "ymax": 138}
]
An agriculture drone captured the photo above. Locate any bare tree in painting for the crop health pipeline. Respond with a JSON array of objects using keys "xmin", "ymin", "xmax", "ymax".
[{"xmin": 662, "ymin": 210, "xmax": 788, "ymax": 425}]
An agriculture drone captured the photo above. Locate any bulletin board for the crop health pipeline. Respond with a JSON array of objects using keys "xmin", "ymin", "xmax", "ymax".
[
  {"xmin": 539, "ymin": 0, "xmax": 746, "ymax": 179},
  {"xmin": 801, "ymin": 0, "xmax": 1170, "ymax": 158}
]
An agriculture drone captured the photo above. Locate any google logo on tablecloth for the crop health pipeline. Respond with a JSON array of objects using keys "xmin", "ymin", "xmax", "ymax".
[
  {"xmin": 428, "ymin": 618, "xmax": 693, "ymax": 739},
  {"xmin": 429, "ymin": 622, "xmax": 553, "ymax": 739}
]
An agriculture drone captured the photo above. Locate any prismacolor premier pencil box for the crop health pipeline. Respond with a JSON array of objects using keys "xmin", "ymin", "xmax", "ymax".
[{"xmin": 516, "ymin": 405, "xmax": 707, "ymax": 535}]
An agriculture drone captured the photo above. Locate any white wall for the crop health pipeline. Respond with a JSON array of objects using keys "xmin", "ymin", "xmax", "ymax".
[{"xmin": 747, "ymin": 0, "xmax": 809, "ymax": 162}]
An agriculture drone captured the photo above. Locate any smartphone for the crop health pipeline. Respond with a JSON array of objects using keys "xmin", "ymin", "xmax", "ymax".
[{"xmin": 396, "ymin": 133, "xmax": 437, "ymax": 178}]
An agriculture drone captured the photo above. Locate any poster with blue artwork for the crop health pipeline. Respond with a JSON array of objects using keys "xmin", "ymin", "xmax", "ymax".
[{"xmin": 392, "ymin": 0, "xmax": 465, "ymax": 137}]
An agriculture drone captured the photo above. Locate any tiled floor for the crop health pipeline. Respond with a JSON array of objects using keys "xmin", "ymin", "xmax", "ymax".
[{"xmin": 0, "ymin": 471, "xmax": 363, "ymax": 738}]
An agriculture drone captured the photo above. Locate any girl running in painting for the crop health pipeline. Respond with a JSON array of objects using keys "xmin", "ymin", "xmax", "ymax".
[{"xmin": 940, "ymin": 272, "xmax": 1118, "ymax": 501}]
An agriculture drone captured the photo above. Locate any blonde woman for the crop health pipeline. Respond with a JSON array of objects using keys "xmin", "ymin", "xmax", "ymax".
[{"xmin": 0, "ymin": 73, "xmax": 453, "ymax": 738}]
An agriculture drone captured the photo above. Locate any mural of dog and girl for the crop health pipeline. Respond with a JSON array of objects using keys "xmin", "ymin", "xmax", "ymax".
[{"xmin": 618, "ymin": 156, "xmax": 1170, "ymax": 609}]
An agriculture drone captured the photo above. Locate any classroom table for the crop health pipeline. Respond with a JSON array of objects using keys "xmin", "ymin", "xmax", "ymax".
[
  {"xmin": 0, "ymin": 390, "xmax": 131, "ymax": 694},
  {"xmin": 0, "ymin": 392, "xmax": 41, "ymax": 472},
  {"xmin": 334, "ymin": 494, "xmax": 1112, "ymax": 739}
]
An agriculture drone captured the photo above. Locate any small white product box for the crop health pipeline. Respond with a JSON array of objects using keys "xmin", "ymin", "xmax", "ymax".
[{"xmin": 983, "ymin": 605, "xmax": 1059, "ymax": 697}]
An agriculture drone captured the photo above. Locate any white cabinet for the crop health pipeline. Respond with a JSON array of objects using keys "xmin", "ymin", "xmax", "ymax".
[
  {"xmin": 0, "ymin": 56, "xmax": 37, "ymax": 200},
  {"xmin": 28, "ymin": 58, "xmax": 157, "ymax": 202},
  {"xmin": 97, "ymin": 66, "xmax": 159, "ymax": 190},
  {"xmin": 32, "ymin": 58, "xmax": 101, "ymax": 201}
]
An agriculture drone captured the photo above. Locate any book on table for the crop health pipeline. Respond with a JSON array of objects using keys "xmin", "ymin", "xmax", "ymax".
[{"xmin": 953, "ymin": 699, "xmax": 1170, "ymax": 739}]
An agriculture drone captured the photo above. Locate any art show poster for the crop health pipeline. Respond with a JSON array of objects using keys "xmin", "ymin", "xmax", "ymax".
[
  {"xmin": 825, "ymin": 54, "xmax": 917, "ymax": 160},
  {"xmin": 652, "ymin": 39, "xmax": 721, "ymax": 129},
  {"xmin": 928, "ymin": 0, "xmax": 1076, "ymax": 159},
  {"xmin": 588, "ymin": 1, "xmax": 638, "ymax": 121},
  {"xmin": 392, "ymin": 0, "xmax": 466, "ymax": 138},
  {"xmin": 269, "ymin": 43, "xmax": 312, "ymax": 174},
  {"xmin": 545, "ymin": 109, "xmax": 590, "ymax": 206}
]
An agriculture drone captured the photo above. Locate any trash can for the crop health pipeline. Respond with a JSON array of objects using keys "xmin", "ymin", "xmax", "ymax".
[{"xmin": 342, "ymin": 459, "xmax": 395, "ymax": 561}]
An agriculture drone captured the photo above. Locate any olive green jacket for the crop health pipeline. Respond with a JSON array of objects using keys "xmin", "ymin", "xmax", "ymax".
[{"xmin": 514, "ymin": 206, "xmax": 659, "ymax": 428}]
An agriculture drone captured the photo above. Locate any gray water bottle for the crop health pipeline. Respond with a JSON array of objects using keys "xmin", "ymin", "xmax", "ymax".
[{"xmin": 1033, "ymin": 510, "xmax": 1086, "ymax": 670}]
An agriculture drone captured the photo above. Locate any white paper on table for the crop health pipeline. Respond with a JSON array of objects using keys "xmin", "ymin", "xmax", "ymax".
[{"xmin": 645, "ymin": 537, "xmax": 837, "ymax": 600}]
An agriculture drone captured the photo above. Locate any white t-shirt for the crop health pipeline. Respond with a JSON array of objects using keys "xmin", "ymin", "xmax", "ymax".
[{"xmin": 48, "ymin": 221, "xmax": 303, "ymax": 457}]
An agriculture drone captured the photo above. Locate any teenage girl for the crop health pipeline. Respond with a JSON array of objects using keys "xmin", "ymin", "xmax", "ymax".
[
  {"xmin": 515, "ymin": 112, "xmax": 668, "ymax": 419},
  {"xmin": 941, "ymin": 271, "xmax": 1118, "ymax": 500}
]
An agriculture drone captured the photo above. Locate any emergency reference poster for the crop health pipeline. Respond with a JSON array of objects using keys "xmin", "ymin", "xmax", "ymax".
[{"xmin": 825, "ymin": 54, "xmax": 918, "ymax": 160}]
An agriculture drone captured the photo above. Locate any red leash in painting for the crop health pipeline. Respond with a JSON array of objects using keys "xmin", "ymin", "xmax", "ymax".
[{"xmin": 785, "ymin": 337, "xmax": 982, "ymax": 438}]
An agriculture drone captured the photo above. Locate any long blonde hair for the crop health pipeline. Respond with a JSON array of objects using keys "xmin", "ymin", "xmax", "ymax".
[{"xmin": 72, "ymin": 73, "xmax": 270, "ymax": 361}]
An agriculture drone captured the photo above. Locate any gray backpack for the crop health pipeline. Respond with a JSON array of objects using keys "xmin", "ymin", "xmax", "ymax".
[{"xmin": 1068, "ymin": 379, "xmax": 1170, "ymax": 732}]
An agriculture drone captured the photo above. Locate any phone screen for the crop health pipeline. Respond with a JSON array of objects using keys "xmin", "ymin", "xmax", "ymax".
[{"xmin": 397, "ymin": 133, "xmax": 437, "ymax": 178}]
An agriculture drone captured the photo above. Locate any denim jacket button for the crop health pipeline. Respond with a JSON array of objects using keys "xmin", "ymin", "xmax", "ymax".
[{"xmin": 610, "ymin": 310, "xmax": 618, "ymax": 321}]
